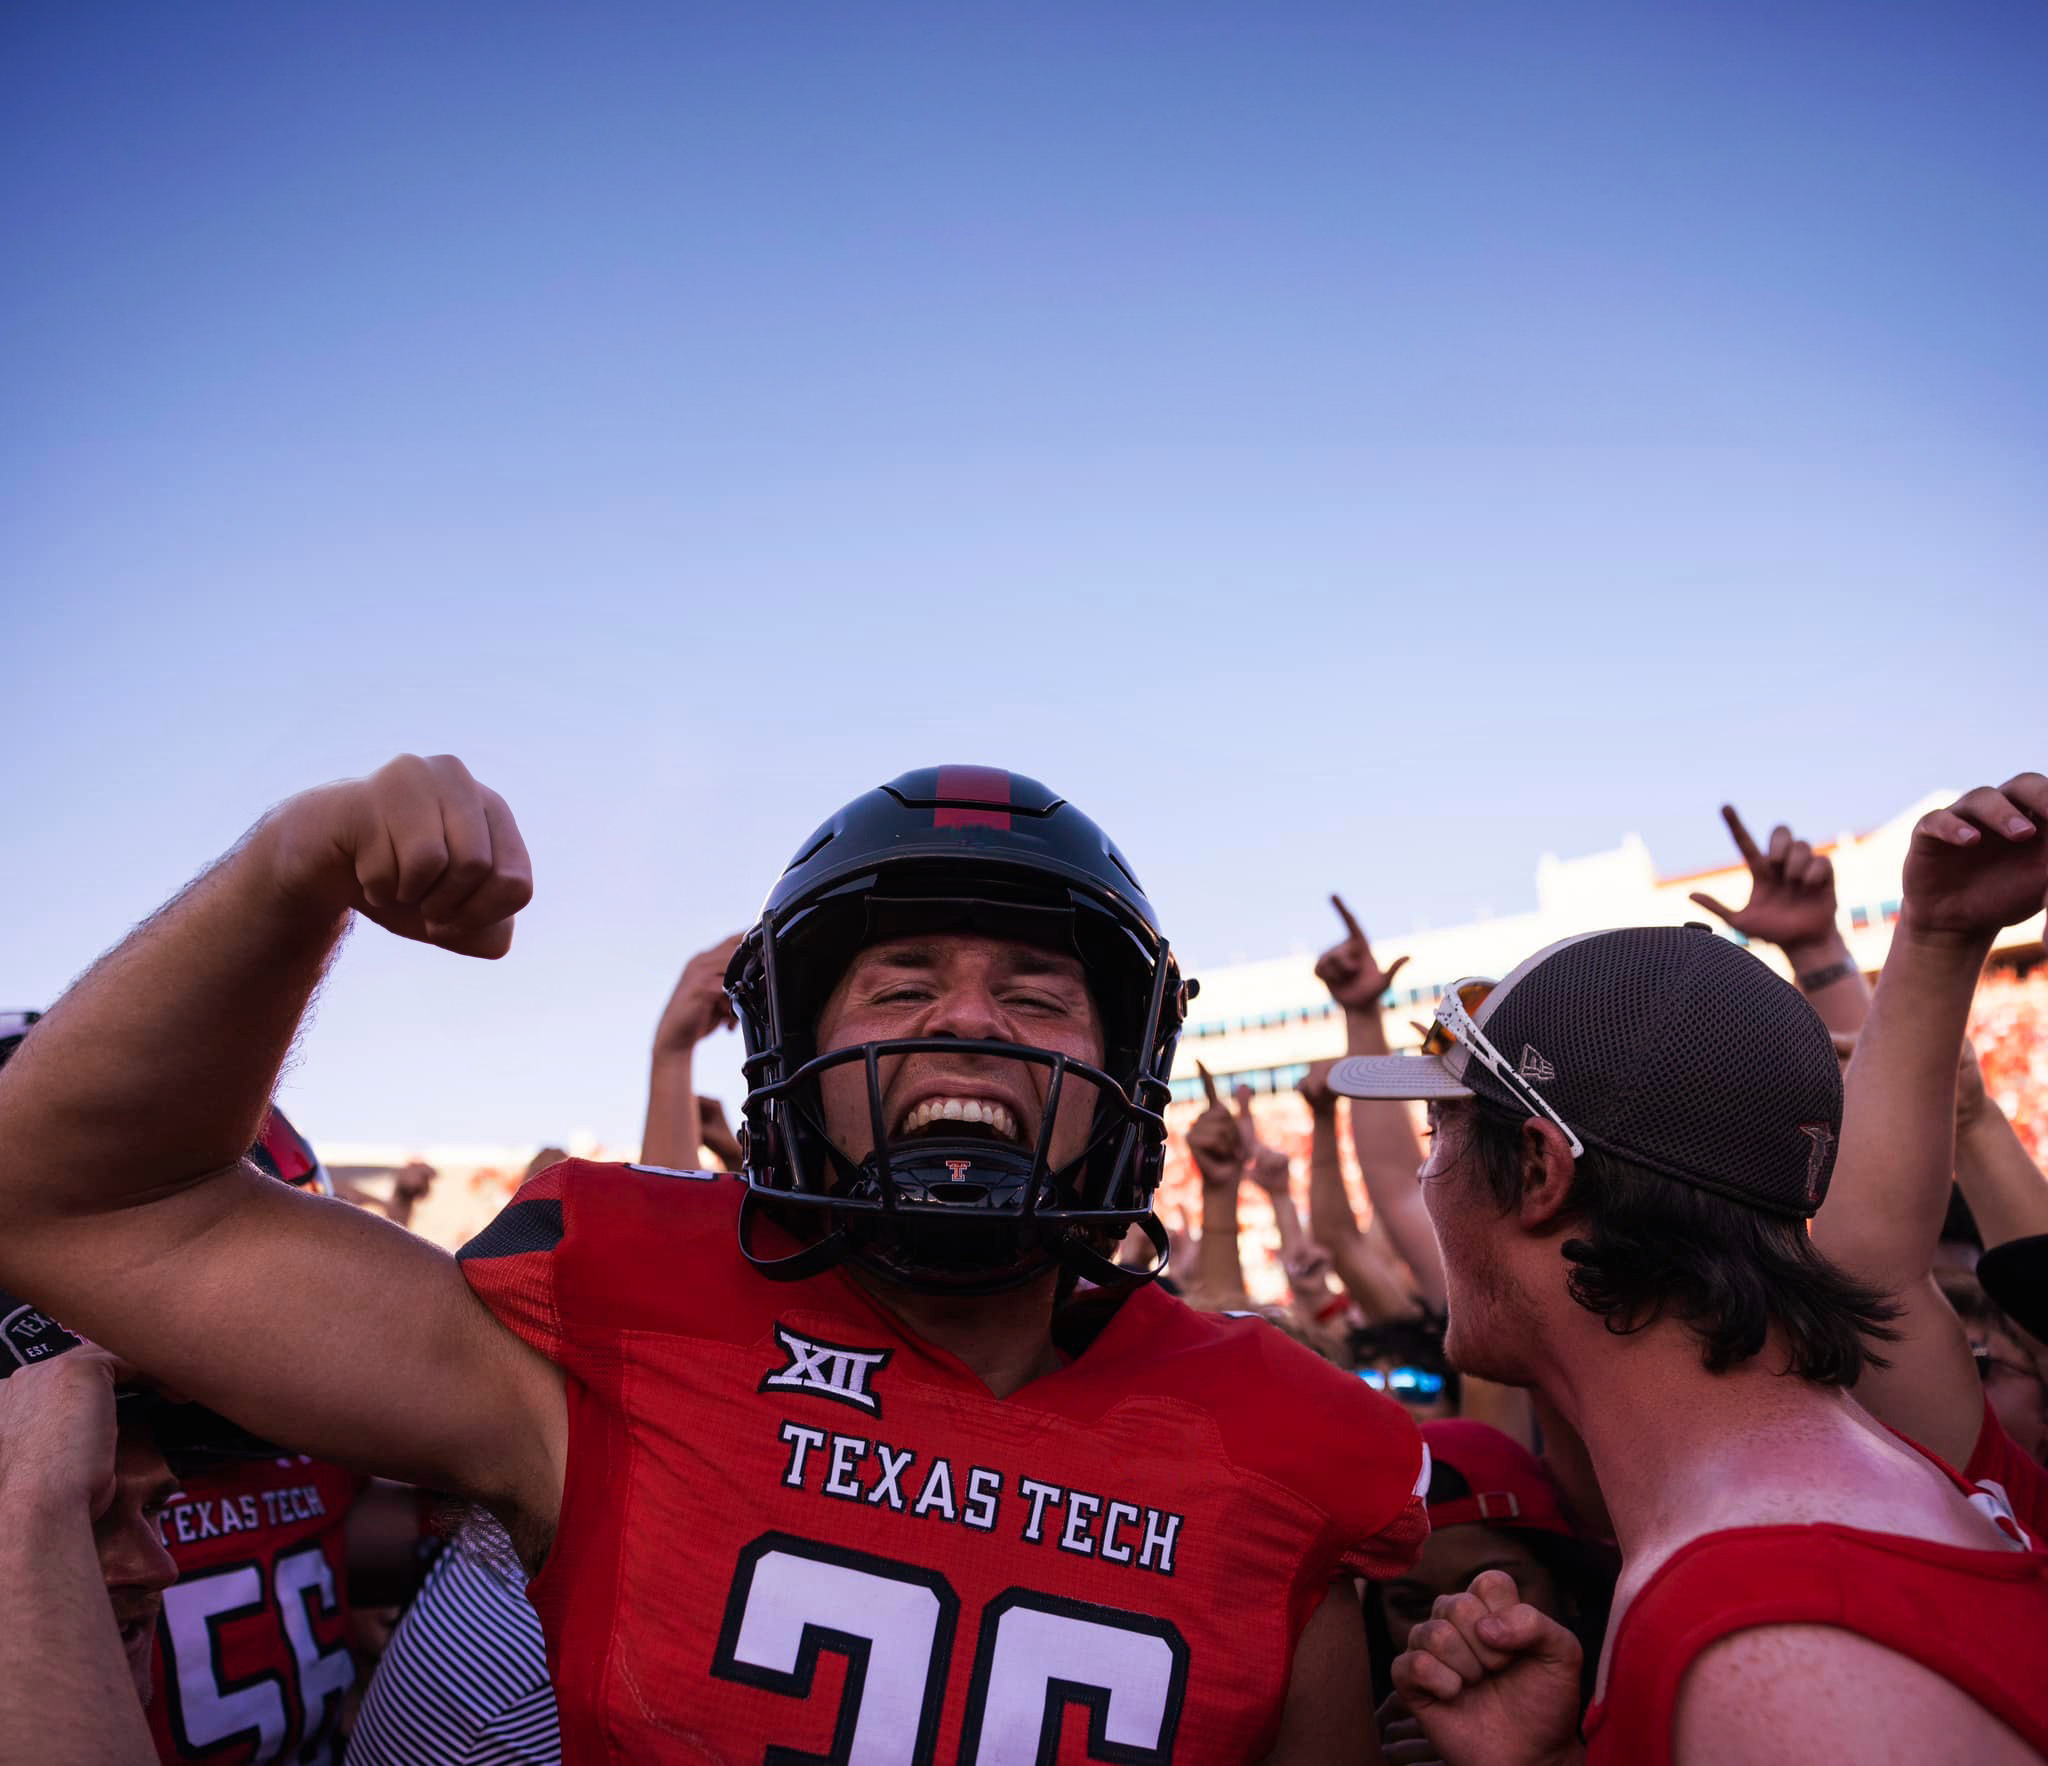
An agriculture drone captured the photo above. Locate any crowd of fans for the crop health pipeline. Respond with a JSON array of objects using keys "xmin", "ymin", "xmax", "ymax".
[{"xmin": 0, "ymin": 766, "xmax": 2044, "ymax": 1764}]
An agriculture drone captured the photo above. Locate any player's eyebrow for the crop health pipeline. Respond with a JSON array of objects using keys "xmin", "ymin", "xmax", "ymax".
[{"xmin": 858, "ymin": 943, "xmax": 943, "ymax": 973}]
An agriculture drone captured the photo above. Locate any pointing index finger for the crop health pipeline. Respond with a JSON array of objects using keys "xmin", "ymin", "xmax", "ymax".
[
  {"xmin": 1330, "ymin": 893, "xmax": 1366, "ymax": 944},
  {"xmin": 1197, "ymin": 1061, "xmax": 1221, "ymax": 1109},
  {"xmin": 1720, "ymin": 804, "xmax": 1764, "ymax": 867}
]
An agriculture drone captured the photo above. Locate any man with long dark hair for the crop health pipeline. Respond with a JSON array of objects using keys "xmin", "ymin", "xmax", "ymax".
[{"xmin": 1332, "ymin": 775, "xmax": 2048, "ymax": 1765}]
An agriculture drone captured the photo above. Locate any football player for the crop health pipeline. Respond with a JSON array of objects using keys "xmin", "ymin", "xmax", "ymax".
[{"xmin": 0, "ymin": 755, "xmax": 1428, "ymax": 1762}]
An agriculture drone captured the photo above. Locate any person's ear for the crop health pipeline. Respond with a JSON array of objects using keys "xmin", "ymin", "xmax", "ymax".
[{"xmin": 1516, "ymin": 1117, "xmax": 1576, "ymax": 1228}]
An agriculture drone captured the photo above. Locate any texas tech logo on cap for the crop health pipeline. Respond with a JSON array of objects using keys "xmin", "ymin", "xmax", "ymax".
[
  {"xmin": 759, "ymin": 1323, "xmax": 892, "ymax": 1417},
  {"xmin": 1797, "ymin": 1123, "xmax": 1836, "ymax": 1205}
]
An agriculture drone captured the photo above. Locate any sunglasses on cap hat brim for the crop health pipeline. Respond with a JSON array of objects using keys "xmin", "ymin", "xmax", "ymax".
[{"xmin": 1326, "ymin": 977, "xmax": 1585, "ymax": 1159}]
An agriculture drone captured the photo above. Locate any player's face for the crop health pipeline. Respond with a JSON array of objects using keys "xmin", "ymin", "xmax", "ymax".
[
  {"xmin": 1419, "ymin": 1099, "xmax": 1541, "ymax": 1385},
  {"xmin": 813, "ymin": 934, "xmax": 1106, "ymax": 1173},
  {"xmin": 1378, "ymin": 1522, "xmax": 1563, "ymax": 1654},
  {"xmin": 93, "ymin": 1423, "xmax": 179, "ymax": 1703}
]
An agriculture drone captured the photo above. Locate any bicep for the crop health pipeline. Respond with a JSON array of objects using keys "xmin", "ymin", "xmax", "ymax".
[
  {"xmin": 1259, "ymin": 1579, "xmax": 1381, "ymax": 1766},
  {"xmin": 5, "ymin": 1165, "xmax": 562, "ymax": 1511}
]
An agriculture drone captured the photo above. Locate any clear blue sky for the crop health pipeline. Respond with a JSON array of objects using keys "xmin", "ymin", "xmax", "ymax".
[{"xmin": 5, "ymin": 2, "xmax": 2044, "ymax": 1148}]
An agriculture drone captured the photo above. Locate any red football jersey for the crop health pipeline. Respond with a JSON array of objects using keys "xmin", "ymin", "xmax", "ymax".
[
  {"xmin": 460, "ymin": 1161, "xmax": 1429, "ymax": 1763},
  {"xmin": 147, "ymin": 1455, "xmax": 362, "ymax": 1765}
]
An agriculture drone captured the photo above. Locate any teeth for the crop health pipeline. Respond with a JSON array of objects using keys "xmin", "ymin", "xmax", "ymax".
[{"xmin": 895, "ymin": 1098, "xmax": 1020, "ymax": 1143}]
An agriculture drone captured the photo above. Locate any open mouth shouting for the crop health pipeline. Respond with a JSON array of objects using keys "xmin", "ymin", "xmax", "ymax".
[{"xmin": 893, "ymin": 1093, "xmax": 1029, "ymax": 1148}]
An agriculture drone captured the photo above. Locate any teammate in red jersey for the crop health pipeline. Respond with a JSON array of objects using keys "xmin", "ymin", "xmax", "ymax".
[
  {"xmin": 0, "ymin": 754, "xmax": 1427, "ymax": 1763},
  {"xmin": 144, "ymin": 1105, "xmax": 374, "ymax": 1766},
  {"xmin": 1342, "ymin": 774, "xmax": 2048, "ymax": 1766}
]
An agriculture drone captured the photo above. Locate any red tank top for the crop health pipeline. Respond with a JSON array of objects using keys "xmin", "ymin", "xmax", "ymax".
[{"xmin": 1583, "ymin": 1450, "xmax": 2048, "ymax": 1764}]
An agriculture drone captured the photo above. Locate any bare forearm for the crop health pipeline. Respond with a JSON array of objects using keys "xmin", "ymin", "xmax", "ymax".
[
  {"xmin": 1822, "ymin": 928, "xmax": 1990, "ymax": 1285},
  {"xmin": 1197, "ymin": 1180, "xmax": 1246, "ymax": 1302},
  {"xmin": 1783, "ymin": 929, "xmax": 1872, "ymax": 1039},
  {"xmin": 1330, "ymin": 1239, "xmax": 1420, "ymax": 1322},
  {"xmin": 0, "ymin": 827, "xmax": 346, "ymax": 1220},
  {"xmin": 1341, "ymin": 1010, "xmax": 1445, "ymax": 1306},
  {"xmin": 1955, "ymin": 1104, "xmax": 2048, "ymax": 1250},
  {"xmin": 641, "ymin": 1046, "xmax": 701, "ymax": 1168},
  {"xmin": 1306, "ymin": 1113, "xmax": 1361, "ymax": 1249},
  {"xmin": 1270, "ymin": 1191, "xmax": 1310, "ymax": 1260},
  {"xmin": 0, "ymin": 1488, "xmax": 156, "ymax": 1765}
]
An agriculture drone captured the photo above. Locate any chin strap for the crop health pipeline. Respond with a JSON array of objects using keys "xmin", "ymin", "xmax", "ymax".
[
  {"xmin": 737, "ymin": 1186, "xmax": 855, "ymax": 1283},
  {"xmin": 1055, "ymin": 1211, "xmax": 1169, "ymax": 1290}
]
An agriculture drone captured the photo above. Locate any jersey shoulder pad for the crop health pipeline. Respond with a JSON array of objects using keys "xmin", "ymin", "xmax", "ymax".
[
  {"xmin": 1120, "ymin": 1290, "xmax": 1429, "ymax": 1578},
  {"xmin": 458, "ymin": 1159, "xmax": 746, "ymax": 1368}
]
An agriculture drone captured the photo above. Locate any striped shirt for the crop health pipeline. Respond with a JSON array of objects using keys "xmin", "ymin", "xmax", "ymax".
[{"xmin": 345, "ymin": 1541, "xmax": 560, "ymax": 1766}]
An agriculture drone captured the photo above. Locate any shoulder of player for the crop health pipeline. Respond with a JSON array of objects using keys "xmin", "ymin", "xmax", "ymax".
[
  {"xmin": 1673, "ymin": 1624, "xmax": 2034, "ymax": 1764},
  {"xmin": 1119, "ymin": 1290, "xmax": 1422, "ymax": 1477},
  {"xmin": 477, "ymin": 1157, "xmax": 740, "ymax": 1251}
]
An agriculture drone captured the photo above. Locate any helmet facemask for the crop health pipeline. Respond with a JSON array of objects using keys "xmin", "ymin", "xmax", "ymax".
[{"xmin": 731, "ymin": 872, "xmax": 1184, "ymax": 1295}]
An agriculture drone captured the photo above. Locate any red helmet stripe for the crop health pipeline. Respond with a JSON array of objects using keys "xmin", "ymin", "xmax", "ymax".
[{"xmin": 933, "ymin": 765, "xmax": 1012, "ymax": 830}]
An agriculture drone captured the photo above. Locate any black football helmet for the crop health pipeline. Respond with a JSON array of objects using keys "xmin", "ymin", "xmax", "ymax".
[{"xmin": 727, "ymin": 766, "xmax": 1196, "ymax": 1294}]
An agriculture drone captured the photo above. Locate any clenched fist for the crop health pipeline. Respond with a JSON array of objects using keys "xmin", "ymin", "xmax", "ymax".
[{"xmin": 257, "ymin": 754, "xmax": 533, "ymax": 958}]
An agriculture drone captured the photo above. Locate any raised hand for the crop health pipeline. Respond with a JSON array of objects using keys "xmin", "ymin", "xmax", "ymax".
[
  {"xmin": 1186, "ymin": 1063, "xmax": 1246, "ymax": 1183},
  {"xmin": 259, "ymin": 753, "xmax": 533, "ymax": 958},
  {"xmin": 392, "ymin": 1160, "xmax": 437, "ymax": 1202},
  {"xmin": 1235, "ymin": 1091, "xmax": 1294, "ymax": 1198},
  {"xmin": 655, "ymin": 933, "xmax": 744, "ymax": 1053},
  {"xmin": 1297, "ymin": 1059, "xmax": 1338, "ymax": 1119},
  {"xmin": 0, "ymin": 1344, "xmax": 134, "ymax": 1515},
  {"xmin": 1900, "ymin": 774, "xmax": 2048, "ymax": 942},
  {"xmin": 1688, "ymin": 805, "xmax": 1840, "ymax": 958},
  {"xmin": 1314, "ymin": 895, "xmax": 1410, "ymax": 1014},
  {"xmin": 1391, "ymin": 1571, "xmax": 1585, "ymax": 1766},
  {"xmin": 696, "ymin": 1095, "xmax": 745, "ymax": 1171}
]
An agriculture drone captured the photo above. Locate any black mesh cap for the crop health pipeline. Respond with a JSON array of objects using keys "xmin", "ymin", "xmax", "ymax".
[{"xmin": 1330, "ymin": 925, "xmax": 1844, "ymax": 1217}]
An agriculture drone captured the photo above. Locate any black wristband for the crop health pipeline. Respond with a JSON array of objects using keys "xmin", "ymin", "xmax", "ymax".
[{"xmin": 1797, "ymin": 958, "xmax": 1858, "ymax": 993}]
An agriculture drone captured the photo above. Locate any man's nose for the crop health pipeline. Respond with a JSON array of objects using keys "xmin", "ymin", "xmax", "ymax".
[
  {"xmin": 105, "ymin": 1517, "xmax": 180, "ymax": 1595},
  {"xmin": 918, "ymin": 980, "xmax": 1009, "ymax": 1044}
]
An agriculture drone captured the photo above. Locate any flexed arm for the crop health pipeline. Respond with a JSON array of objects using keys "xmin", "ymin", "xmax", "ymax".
[{"xmin": 0, "ymin": 756, "xmax": 564, "ymax": 1519}]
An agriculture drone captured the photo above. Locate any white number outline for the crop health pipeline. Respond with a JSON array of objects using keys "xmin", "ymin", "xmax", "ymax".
[
  {"xmin": 711, "ymin": 1532, "xmax": 1191, "ymax": 1764},
  {"xmin": 156, "ymin": 1542, "xmax": 355, "ymax": 1763},
  {"xmin": 958, "ymin": 1588, "xmax": 1189, "ymax": 1765},
  {"xmin": 712, "ymin": 1532, "xmax": 959, "ymax": 1763}
]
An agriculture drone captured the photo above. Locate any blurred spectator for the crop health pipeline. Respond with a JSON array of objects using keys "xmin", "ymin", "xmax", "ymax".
[
  {"xmin": 345, "ymin": 1519, "xmax": 560, "ymax": 1766},
  {"xmin": 640, "ymin": 934, "xmax": 741, "ymax": 1170},
  {"xmin": 1301, "ymin": 1059, "xmax": 1421, "ymax": 1323},
  {"xmin": 1369, "ymin": 1421, "xmax": 1617, "ymax": 1741},
  {"xmin": 523, "ymin": 1147, "xmax": 570, "ymax": 1181},
  {"xmin": 1348, "ymin": 1316, "xmax": 1460, "ymax": 1422},
  {"xmin": 0, "ymin": 1307, "xmax": 178, "ymax": 1765},
  {"xmin": 1314, "ymin": 897, "xmax": 1445, "ymax": 1313}
]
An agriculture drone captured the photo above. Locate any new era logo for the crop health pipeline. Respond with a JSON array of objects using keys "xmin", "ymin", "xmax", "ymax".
[
  {"xmin": 759, "ymin": 1324, "xmax": 893, "ymax": 1417},
  {"xmin": 1519, "ymin": 1045, "xmax": 1557, "ymax": 1084}
]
